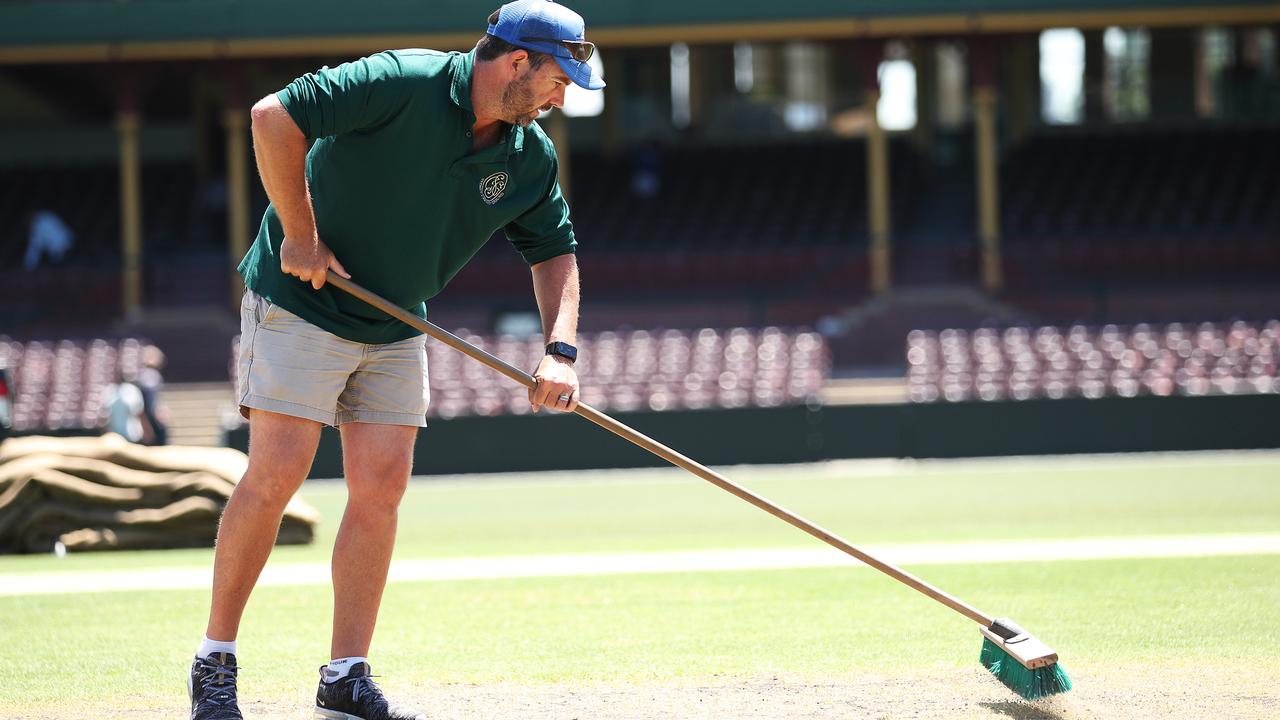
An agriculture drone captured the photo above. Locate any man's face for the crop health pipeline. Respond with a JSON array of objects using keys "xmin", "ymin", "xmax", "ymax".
[{"xmin": 501, "ymin": 57, "xmax": 571, "ymax": 127}]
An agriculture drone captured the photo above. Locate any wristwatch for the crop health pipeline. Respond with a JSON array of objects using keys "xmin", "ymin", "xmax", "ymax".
[{"xmin": 545, "ymin": 341, "xmax": 578, "ymax": 364}]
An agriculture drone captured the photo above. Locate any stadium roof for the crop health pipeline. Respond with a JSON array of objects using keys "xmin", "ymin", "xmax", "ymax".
[{"xmin": 2, "ymin": 0, "xmax": 1277, "ymax": 64}]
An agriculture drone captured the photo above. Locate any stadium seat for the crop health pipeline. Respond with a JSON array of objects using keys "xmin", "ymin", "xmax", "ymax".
[
  {"xmin": 908, "ymin": 320, "xmax": 1279, "ymax": 403},
  {"xmin": 1, "ymin": 337, "xmax": 155, "ymax": 433}
]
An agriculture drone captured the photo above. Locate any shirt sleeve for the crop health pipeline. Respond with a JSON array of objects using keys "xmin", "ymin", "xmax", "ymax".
[
  {"xmin": 505, "ymin": 154, "xmax": 577, "ymax": 266},
  {"xmin": 276, "ymin": 51, "xmax": 412, "ymax": 139}
]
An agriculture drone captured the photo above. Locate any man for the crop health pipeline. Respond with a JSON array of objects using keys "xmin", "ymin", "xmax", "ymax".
[
  {"xmin": 23, "ymin": 209, "xmax": 74, "ymax": 272},
  {"xmin": 137, "ymin": 344, "xmax": 168, "ymax": 445},
  {"xmin": 187, "ymin": 3, "xmax": 603, "ymax": 719},
  {"xmin": 102, "ymin": 370, "xmax": 146, "ymax": 443}
]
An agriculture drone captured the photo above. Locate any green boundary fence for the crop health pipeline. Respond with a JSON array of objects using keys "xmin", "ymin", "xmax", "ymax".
[{"xmin": 223, "ymin": 394, "xmax": 1280, "ymax": 478}]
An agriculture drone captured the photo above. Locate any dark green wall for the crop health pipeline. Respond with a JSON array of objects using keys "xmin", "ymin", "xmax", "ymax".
[{"xmin": 224, "ymin": 394, "xmax": 1280, "ymax": 478}]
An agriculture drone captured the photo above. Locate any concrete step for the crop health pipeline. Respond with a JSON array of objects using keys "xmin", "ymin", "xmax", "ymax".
[
  {"xmin": 163, "ymin": 382, "xmax": 235, "ymax": 447},
  {"xmin": 819, "ymin": 378, "xmax": 908, "ymax": 405}
]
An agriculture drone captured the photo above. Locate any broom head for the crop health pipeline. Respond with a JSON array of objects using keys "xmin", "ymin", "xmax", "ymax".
[{"xmin": 979, "ymin": 619, "xmax": 1072, "ymax": 700}]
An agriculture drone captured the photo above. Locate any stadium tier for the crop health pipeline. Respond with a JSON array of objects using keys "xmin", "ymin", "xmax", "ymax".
[
  {"xmin": 1, "ymin": 13, "xmax": 1277, "ymax": 385},
  {"xmin": 7, "ymin": 127, "xmax": 1277, "ymax": 309},
  {"xmin": 1, "ymin": 139, "xmax": 911, "ymax": 306},
  {"xmin": 998, "ymin": 127, "xmax": 1280, "ymax": 284},
  {"xmin": 429, "ymin": 327, "xmax": 830, "ymax": 417},
  {"xmin": 228, "ymin": 326, "xmax": 828, "ymax": 421},
  {"xmin": 906, "ymin": 320, "xmax": 1280, "ymax": 402},
  {"xmin": 0, "ymin": 336, "xmax": 147, "ymax": 432},
  {"xmin": 0, "ymin": 163, "xmax": 209, "ymax": 265},
  {"xmin": 568, "ymin": 139, "xmax": 918, "ymax": 250}
]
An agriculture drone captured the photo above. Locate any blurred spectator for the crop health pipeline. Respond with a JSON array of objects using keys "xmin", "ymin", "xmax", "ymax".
[
  {"xmin": 137, "ymin": 344, "xmax": 169, "ymax": 445},
  {"xmin": 0, "ymin": 362, "xmax": 11, "ymax": 432},
  {"xmin": 23, "ymin": 209, "xmax": 74, "ymax": 272},
  {"xmin": 102, "ymin": 372, "xmax": 147, "ymax": 443}
]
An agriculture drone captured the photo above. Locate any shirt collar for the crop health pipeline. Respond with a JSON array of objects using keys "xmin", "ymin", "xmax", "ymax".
[
  {"xmin": 450, "ymin": 48, "xmax": 525, "ymax": 157},
  {"xmin": 449, "ymin": 49, "xmax": 476, "ymax": 113}
]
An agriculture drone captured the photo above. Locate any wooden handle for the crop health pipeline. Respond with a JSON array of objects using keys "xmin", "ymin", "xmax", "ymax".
[
  {"xmin": 325, "ymin": 271, "xmax": 996, "ymax": 627},
  {"xmin": 327, "ymin": 273, "xmax": 537, "ymax": 390}
]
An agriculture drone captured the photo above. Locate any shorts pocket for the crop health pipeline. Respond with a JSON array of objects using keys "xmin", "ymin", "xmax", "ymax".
[{"xmin": 252, "ymin": 292, "xmax": 280, "ymax": 324}]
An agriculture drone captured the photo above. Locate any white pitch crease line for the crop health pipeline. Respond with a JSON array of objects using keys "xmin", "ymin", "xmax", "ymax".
[{"xmin": 2, "ymin": 534, "xmax": 1279, "ymax": 598}]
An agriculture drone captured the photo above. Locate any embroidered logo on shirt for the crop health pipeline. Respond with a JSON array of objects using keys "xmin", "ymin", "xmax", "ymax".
[{"xmin": 479, "ymin": 172, "xmax": 509, "ymax": 205}]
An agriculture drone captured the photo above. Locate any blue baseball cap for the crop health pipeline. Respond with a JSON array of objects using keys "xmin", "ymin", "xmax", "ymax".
[{"xmin": 487, "ymin": 0, "xmax": 605, "ymax": 91}]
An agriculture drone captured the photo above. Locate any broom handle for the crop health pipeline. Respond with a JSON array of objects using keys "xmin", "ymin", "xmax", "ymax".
[{"xmin": 326, "ymin": 271, "xmax": 995, "ymax": 628}]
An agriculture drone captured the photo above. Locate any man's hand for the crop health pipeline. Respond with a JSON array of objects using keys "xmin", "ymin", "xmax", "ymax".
[
  {"xmin": 530, "ymin": 354, "xmax": 579, "ymax": 413},
  {"xmin": 280, "ymin": 235, "xmax": 350, "ymax": 290}
]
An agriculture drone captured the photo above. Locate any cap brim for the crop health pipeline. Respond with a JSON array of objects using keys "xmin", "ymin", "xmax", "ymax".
[{"xmin": 556, "ymin": 56, "xmax": 605, "ymax": 90}]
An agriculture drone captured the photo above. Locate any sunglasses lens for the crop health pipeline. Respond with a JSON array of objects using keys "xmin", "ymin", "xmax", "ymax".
[
  {"xmin": 521, "ymin": 36, "xmax": 594, "ymax": 63},
  {"xmin": 563, "ymin": 41, "xmax": 593, "ymax": 62}
]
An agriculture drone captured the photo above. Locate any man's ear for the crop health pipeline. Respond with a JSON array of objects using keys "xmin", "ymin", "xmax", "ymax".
[{"xmin": 507, "ymin": 49, "xmax": 529, "ymax": 78}]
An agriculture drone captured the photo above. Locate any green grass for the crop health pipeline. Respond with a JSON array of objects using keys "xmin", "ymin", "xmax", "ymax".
[
  {"xmin": 4, "ymin": 556, "xmax": 1279, "ymax": 708},
  {"xmin": 2, "ymin": 451, "xmax": 1277, "ymax": 575},
  {"xmin": 1, "ymin": 451, "xmax": 1278, "ymax": 713}
]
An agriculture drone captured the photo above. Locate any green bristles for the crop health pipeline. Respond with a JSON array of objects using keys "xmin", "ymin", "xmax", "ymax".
[{"xmin": 979, "ymin": 637, "xmax": 1073, "ymax": 700}]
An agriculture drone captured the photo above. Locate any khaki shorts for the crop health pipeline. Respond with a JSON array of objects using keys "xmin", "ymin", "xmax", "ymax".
[{"xmin": 236, "ymin": 290, "xmax": 429, "ymax": 427}]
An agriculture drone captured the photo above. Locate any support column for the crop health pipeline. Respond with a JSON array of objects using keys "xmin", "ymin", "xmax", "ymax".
[
  {"xmin": 1084, "ymin": 29, "xmax": 1106, "ymax": 125},
  {"xmin": 545, "ymin": 108, "xmax": 571, "ymax": 203},
  {"xmin": 972, "ymin": 38, "xmax": 1002, "ymax": 293},
  {"xmin": 912, "ymin": 39, "xmax": 936, "ymax": 156},
  {"xmin": 223, "ymin": 65, "xmax": 251, "ymax": 310},
  {"xmin": 860, "ymin": 41, "xmax": 891, "ymax": 295},
  {"xmin": 116, "ymin": 73, "xmax": 144, "ymax": 320},
  {"xmin": 867, "ymin": 99, "xmax": 891, "ymax": 294}
]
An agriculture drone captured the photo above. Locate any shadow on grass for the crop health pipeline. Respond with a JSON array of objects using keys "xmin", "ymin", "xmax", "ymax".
[{"xmin": 979, "ymin": 701, "xmax": 1070, "ymax": 720}]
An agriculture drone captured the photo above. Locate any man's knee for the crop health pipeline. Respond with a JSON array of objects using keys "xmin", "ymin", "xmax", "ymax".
[
  {"xmin": 234, "ymin": 460, "xmax": 310, "ymax": 507},
  {"xmin": 240, "ymin": 409, "xmax": 323, "ymax": 504},
  {"xmin": 346, "ymin": 455, "xmax": 412, "ymax": 507},
  {"xmin": 341, "ymin": 424, "xmax": 416, "ymax": 506}
]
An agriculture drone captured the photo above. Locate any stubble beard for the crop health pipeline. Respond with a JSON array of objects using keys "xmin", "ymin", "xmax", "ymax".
[{"xmin": 501, "ymin": 73, "xmax": 542, "ymax": 128}]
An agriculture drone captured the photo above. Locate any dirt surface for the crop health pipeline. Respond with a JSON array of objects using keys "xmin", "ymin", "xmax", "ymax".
[{"xmin": 23, "ymin": 665, "xmax": 1277, "ymax": 719}]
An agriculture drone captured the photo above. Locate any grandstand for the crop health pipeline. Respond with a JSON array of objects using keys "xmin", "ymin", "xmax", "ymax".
[
  {"xmin": 906, "ymin": 320, "xmax": 1280, "ymax": 403},
  {"xmin": 998, "ymin": 126, "xmax": 1280, "ymax": 286},
  {"xmin": 0, "ymin": 336, "xmax": 146, "ymax": 434},
  {"xmin": 227, "ymin": 326, "xmax": 829, "ymax": 420},
  {"xmin": 1, "ymin": 1, "xmax": 1277, "ymax": 461}
]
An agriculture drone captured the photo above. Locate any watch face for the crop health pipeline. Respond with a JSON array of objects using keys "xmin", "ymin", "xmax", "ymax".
[{"xmin": 548, "ymin": 342, "xmax": 577, "ymax": 361}]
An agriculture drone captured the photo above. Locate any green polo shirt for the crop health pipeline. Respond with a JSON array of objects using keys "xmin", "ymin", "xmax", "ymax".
[{"xmin": 238, "ymin": 48, "xmax": 576, "ymax": 344}]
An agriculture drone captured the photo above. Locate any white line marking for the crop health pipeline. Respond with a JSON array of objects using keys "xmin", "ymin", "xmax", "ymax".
[{"xmin": 3, "ymin": 534, "xmax": 1278, "ymax": 598}]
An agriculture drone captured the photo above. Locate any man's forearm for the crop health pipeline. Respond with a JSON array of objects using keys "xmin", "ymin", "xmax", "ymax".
[
  {"xmin": 530, "ymin": 253, "xmax": 580, "ymax": 344},
  {"xmin": 250, "ymin": 94, "xmax": 316, "ymax": 242}
]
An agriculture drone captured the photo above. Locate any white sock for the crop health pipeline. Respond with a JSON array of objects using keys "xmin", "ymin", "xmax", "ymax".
[
  {"xmin": 197, "ymin": 636, "xmax": 237, "ymax": 660},
  {"xmin": 323, "ymin": 656, "xmax": 368, "ymax": 683}
]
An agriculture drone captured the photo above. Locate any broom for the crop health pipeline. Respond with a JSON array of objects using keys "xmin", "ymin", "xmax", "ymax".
[{"xmin": 326, "ymin": 271, "xmax": 1072, "ymax": 701}]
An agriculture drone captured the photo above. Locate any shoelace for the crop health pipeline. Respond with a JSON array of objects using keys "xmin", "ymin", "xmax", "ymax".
[
  {"xmin": 348, "ymin": 674, "xmax": 386, "ymax": 705},
  {"xmin": 196, "ymin": 659, "xmax": 240, "ymax": 706}
]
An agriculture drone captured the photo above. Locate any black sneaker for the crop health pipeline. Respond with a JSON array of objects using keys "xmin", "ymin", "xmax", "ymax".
[
  {"xmin": 188, "ymin": 652, "xmax": 243, "ymax": 720},
  {"xmin": 314, "ymin": 662, "xmax": 425, "ymax": 720}
]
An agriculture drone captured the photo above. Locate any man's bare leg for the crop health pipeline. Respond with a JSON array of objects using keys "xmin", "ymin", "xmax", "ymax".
[
  {"xmin": 205, "ymin": 410, "xmax": 323, "ymax": 641},
  {"xmin": 330, "ymin": 422, "xmax": 417, "ymax": 659}
]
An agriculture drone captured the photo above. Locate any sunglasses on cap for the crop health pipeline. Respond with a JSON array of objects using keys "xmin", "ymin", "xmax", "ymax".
[{"xmin": 521, "ymin": 36, "xmax": 595, "ymax": 63}]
